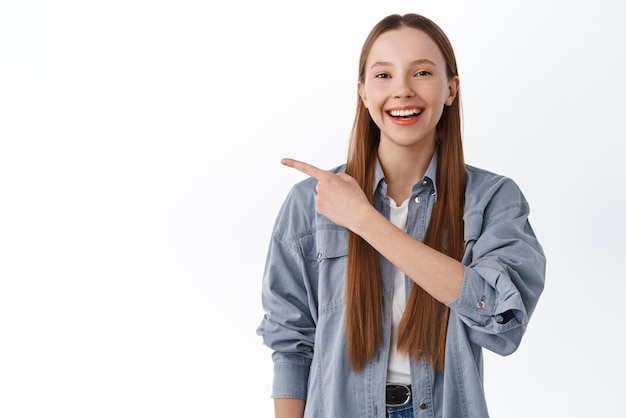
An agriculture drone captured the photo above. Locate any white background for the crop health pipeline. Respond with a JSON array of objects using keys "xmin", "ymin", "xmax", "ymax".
[{"xmin": 1, "ymin": 0, "xmax": 624, "ymax": 417}]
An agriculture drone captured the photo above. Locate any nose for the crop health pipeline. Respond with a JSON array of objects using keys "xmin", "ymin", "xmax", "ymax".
[{"xmin": 393, "ymin": 77, "xmax": 415, "ymax": 99}]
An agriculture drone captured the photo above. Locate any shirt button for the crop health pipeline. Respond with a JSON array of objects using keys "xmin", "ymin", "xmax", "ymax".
[
  {"xmin": 419, "ymin": 402, "xmax": 428, "ymax": 410},
  {"xmin": 414, "ymin": 196, "xmax": 423, "ymax": 203},
  {"xmin": 316, "ymin": 252, "xmax": 322, "ymax": 261},
  {"xmin": 477, "ymin": 300, "xmax": 486, "ymax": 309},
  {"xmin": 422, "ymin": 180, "xmax": 428, "ymax": 185}
]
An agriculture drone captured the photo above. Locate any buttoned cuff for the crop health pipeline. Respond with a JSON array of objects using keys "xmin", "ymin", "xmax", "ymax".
[{"xmin": 447, "ymin": 267, "xmax": 524, "ymax": 330}]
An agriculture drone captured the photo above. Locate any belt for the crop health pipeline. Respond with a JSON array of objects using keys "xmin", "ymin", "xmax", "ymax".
[{"xmin": 386, "ymin": 384, "xmax": 412, "ymax": 407}]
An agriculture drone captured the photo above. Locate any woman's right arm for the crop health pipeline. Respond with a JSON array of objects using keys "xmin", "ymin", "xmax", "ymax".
[
  {"xmin": 275, "ymin": 398, "xmax": 305, "ymax": 418},
  {"xmin": 257, "ymin": 184, "xmax": 318, "ymax": 414}
]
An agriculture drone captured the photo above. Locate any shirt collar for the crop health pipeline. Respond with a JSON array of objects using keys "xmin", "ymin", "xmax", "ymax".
[{"xmin": 373, "ymin": 148, "xmax": 439, "ymax": 196}]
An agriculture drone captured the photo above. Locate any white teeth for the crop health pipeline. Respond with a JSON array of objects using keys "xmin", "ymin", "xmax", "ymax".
[{"xmin": 389, "ymin": 109, "xmax": 420, "ymax": 117}]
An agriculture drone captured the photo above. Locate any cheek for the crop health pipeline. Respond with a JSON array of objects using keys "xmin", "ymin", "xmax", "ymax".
[
  {"xmin": 370, "ymin": 89, "xmax": 389, "ymax": 105},
  {"xmin": 428, "ymin": 89, "xmax": 450, "ymax": 109}
]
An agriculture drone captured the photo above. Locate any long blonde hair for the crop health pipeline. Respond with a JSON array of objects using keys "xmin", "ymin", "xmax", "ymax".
[{"xmin": 344, "ymin": 13, "xmax": 466, "ymax": 372}]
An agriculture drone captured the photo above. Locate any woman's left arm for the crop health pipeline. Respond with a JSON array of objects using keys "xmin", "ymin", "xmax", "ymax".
[
  {"xmin": 281, "ymin": 158, "xmax": 546, "ymax": 355},
  {"xmin": 349, "ymin": 207, "xmax": 465, "ymax": 304}
]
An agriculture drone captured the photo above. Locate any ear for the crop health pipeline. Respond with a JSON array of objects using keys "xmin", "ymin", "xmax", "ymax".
[
  {"xmin": 445, "ymin": 76, "xmax": 460, "ymax": 106},
  {"xmin": 358, "ymin": 82, "xmax": 368, "ymax": 108}
]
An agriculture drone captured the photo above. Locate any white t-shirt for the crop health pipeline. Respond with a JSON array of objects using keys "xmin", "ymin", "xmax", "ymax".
[{"xmin": 386, "ymin": 197, "xmax": 412, "ymax": 385}]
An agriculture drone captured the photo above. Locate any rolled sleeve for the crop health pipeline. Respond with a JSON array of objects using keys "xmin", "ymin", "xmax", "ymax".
[
  {"xmin": 256, "ymin": 232, "xmax": 316, "ymax": 398},
  {"xmin": 448, "ymin": 176, "xmax": 546, "ymax": 355},
  {"xmin": 256, "ymin": 185, "xmax": 318, "ymax": 399},
  {"xmin": 271, "ymin": 354, "xmax": 312, "ymax": 399}
]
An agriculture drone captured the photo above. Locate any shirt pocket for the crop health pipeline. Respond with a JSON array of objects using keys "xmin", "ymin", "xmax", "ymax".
[{"xmin": 301, "ymin": 227, "xmax": 349, "ymax": 315}]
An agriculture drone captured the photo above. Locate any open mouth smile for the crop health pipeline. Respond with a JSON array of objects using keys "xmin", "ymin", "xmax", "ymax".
[
  {"xmin": 387, "ymin": 108, "xmax": 422, "ymax": 119},
  {"xmin": 387, "ymin": 108, "xmax": 422, "ymax": 124}
]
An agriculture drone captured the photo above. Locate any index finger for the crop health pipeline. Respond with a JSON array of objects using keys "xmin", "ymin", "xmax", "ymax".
[{"xmin": 281, "ymin": 158, "xmax": 330, "ymax": 180}]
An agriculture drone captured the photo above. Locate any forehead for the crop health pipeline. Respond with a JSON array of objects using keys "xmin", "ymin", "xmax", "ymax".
[{"xmin": 366, "ymin": 27, "xmax": 445, "ymax": 66}]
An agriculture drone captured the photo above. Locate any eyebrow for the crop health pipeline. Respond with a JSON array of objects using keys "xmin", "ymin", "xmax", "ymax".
[{"xmin": 369, "ymin": 58, "xmax": 437, "ymax": 70}]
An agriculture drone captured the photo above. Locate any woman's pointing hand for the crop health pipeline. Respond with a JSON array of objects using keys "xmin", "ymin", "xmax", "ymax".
[{"xmin": 281, "ymin": 158, "xmax": 374, "ymax": 232}]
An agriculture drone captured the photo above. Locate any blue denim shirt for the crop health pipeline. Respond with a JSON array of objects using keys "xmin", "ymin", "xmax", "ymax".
[{"xmin": 257, "ymin": 154, "xmax": 546, "ymax": 418}]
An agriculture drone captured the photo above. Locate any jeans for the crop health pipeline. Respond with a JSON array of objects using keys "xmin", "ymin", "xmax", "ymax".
[{"xmin": 386, "ymin": 402, "xmax": 413, "ymax": 418}]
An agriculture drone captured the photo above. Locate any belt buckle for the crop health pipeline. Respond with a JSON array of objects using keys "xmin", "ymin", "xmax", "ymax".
[{"xmin": 385, "ymin": 384, "xmax": 411, "ymax": 407}]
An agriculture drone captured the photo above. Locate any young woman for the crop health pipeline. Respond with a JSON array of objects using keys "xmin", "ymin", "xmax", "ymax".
[{"xmin": 257, "ymin": 13, "xmax": 546, "ymax": 418}]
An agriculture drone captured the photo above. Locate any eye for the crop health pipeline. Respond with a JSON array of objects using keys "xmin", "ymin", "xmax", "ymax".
[
  {"xmin": 375, "ymin": 73, "xmax": 391, "ymax": 79},
  {"xmin": 415, "ymin": 70, "xmax": 431, "ymax": 77}
]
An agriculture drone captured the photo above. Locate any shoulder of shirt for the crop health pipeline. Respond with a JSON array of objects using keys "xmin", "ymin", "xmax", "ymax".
[
  {"xmin": 466, "ymin": 164, "xmax": 518, "ymax": 188},
  {"xmin": 465, "ymin": 164, "xmax": 529, "ymax": 213},
  {"xmin": 273, "ymin": 163, "xmax": 347, "ymax": 240},
  {"xmin": 466, "ymin": 163, "xmax": 505, "ymax": 179}
]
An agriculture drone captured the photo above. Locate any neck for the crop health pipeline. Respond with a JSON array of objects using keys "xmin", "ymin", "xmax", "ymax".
[{"xmin": 377, "ymin": 142, "xmax": 435, "ymax": 204}]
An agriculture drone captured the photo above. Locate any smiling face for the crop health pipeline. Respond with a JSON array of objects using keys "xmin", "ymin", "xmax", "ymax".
[{"xmin": 358, "ymin": 27, "xmax": 459, "ymax": 154}]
